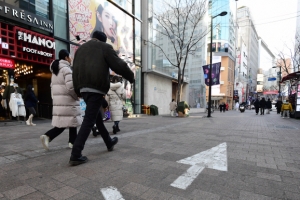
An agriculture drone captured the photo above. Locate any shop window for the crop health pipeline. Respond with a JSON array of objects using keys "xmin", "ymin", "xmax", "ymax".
[{"xmin": 19, "ymin": 0, "xmax": 50, "ymax": 19}]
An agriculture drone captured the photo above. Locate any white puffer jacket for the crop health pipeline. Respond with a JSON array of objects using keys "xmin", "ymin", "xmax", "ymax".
[
  {"xmin": 50, "ymin": 60, "xmax": 82, "ymax": 128},
  {"xmin": 107, "ymin": 82, "xmax": 124, "ymax": 121}
]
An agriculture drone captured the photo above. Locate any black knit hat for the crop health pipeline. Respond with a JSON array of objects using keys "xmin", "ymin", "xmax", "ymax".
[{"xmin": 92, "ymin": 31, "xmax": 107, "ymax": 42}]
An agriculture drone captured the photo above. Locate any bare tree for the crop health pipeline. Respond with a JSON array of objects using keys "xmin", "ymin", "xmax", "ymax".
[
  {"xmin": 145, "ymin": 0, "xmax": 208, "ymax": 103},
  {"xmin": 292, "ymin": 32, "xmax": 300, "ymax": 71}
]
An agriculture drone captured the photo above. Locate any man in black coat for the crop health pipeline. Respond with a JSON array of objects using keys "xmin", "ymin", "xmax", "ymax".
[
  {"xmin": 70, "ymin": 31, "xmax": 134, "ymax": 166},
  {"xmin": 259, "ymin": 97, "xmax": 267, "ymax": 115},
  {"xmin": 254, "ymin": 98, "xmax": 260, "ymax": 115},
  {"xmin": 266, "ymin": 98, "xmax": 272, "ymax": 114},
  {"xmin": 275, "ymin": 99, "xmax": 283, "ymax": 115}
]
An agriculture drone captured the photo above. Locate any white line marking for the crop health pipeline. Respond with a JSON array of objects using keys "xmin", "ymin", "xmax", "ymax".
[
  {"xmin": 170, "ymin": 165, "xmax": 205, "ymax": 189},
  {"xmin": 171, "ymin": 143, "xmax": 227, "ymax": 190},
  {"xmin": 100, "ymin": 186, "xmax": 125, "ymax": 200}
]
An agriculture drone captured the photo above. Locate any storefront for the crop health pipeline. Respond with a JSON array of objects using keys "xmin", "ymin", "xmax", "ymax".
[{"xmin": 0, "ymin": 0, "xmax": 56, "ymax": 120}]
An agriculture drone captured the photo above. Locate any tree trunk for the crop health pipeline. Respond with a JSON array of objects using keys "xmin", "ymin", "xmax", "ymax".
[{"xmin": 176, "ymin": 68, "xmax": 182, "ymax": 105}]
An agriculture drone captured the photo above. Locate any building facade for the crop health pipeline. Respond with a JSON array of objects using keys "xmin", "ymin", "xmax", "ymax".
[
  {"xmin": 206, "ymin": 0, "xmax": 236, "ymax": 109},
  {"xmin": 0, "ymin": 0, "xmax": 142, "ymax": 121},
  {"xmin": 237, "ymin": 6, "xmax": 259, "ymax": 100}
]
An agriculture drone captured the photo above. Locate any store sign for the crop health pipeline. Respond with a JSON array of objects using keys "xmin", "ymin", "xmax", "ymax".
[
  {"xmin": 17, "ymin": 31, "xmax": 54, "ymax": 57},
  {"xmin": 0, "ymin": 57, "xmax": 15, "ymax": 69},
  {"xmin": 18, "ymin": 31, "xmax": 55, "ymax": 49},
  {"xmin": 0, "ymin": 1, "xmax": 53, "ymax": 33}
]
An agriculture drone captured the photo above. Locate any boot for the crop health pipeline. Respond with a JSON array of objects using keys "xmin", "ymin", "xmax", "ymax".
[
  {"xmin": 112, "ymin": 125, "xmax": 117, "ymax": 134},
  {"xmin": 30, "ymin": 114, "xmax": 36, "ymax": 126},
  {"xmin": 116, "ymin": 124, "xmax": 120, "ymax": 132}
]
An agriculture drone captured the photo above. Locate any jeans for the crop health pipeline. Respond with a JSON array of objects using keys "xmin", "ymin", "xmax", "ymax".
[
  {"xmin": 71, "ymin": 92, "xmax": 113, "ymax": 158},
  {"xmin": 45, "ymin": 127, "xmax": 77, "ymax": 144}
]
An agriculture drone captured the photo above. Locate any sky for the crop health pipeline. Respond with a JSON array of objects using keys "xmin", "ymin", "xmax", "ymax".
[{"xmin": 237, "ymin": 0, "xmax": 299, "ymax": 57}]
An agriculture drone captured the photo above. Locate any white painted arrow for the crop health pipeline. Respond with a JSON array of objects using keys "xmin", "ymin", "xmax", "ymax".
[
  {"xmin": 171, "ymin": 142, "xmax": 227, "ymax": 190},
  {"xmin": 101, "ymin": 186, "xmax": 125, "ymax": 200}
]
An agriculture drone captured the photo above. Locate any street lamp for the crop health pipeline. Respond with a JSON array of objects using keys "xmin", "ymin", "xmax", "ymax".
[
  {"xmin": 272, "ymin": 66, "xmax": 281, "ymax": 98},
  {"xmin": 207, "ymin": 11, "xmax": 227, "ymax": 118}
]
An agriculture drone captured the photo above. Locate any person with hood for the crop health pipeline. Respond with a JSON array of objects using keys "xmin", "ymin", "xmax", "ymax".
[
  {"xmin": 39, "ymin": 49, "xmax": 82, "ymax": 150},
  {"xmin": 266, "ymin": 98, "xmax": 272, "ymax": 114},
  {"xmin": 71, "ymin": 31, "xmax": 134, "ymax": 166},
  {"xmin": 275, "ymin": 98, "xmax": 283, "ymax": 115},
  {"xmin": 24, "ymin": 85, "xmax": 38, "ymax": 125},
  {"xmin": 254, "ymin": 98, "xmax": 260, "ymax": 115},
  {"xmin": 281, "ymin": 99, "xmax": 293, "ymax": 118},
  {"xmin": 259, "ymin": 97, "xmax": 266, "ymax": 115},
  {"xmin": 106, "ymin": 75, "xmax": 125, "ymax": 134}
]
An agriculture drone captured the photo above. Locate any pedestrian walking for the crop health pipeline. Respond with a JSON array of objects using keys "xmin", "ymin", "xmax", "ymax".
[
  {"xmin": 24, "ymin": 85, "xmax": 38, "ymax": 126},
  {"xmin": 169, "ymin": 99, "xmax": 177, "ymax": 116},
  {"xmin": 106, "ymin": 75, "xmax": 125, "ymax": 134},
  {"xmin": 70, "ymin": 31, "xmax": 134, "ymax": 166},
  {"xmin": 259, "ymin": 97, "xmax": 266, "ymax": 115},
  {"xmin": 235, "ymin": 102, "xmax": 239, "ymax": 111},
  {"xmin": 275, "ymin": 99, "xmax": 283, "ymax": 115},
  {"xmin": 40, "ymin": 49, "xmax": 82, "ymax": 150},
  {"xmin": 254, "ymin": 98, "xmax": 260, "ymax": 115},
  {"xmin": 266, "ymin": 98, "xmax": 272, "ymax": 114},
  {"xmin": 281, "ymin": 99, "xmax": 293, "ymax": 118}
]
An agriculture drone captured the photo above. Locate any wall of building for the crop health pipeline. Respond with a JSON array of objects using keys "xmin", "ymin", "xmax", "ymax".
[{"xmin": 143, "ymin": 73, "xmax": 173, "ymax": 115}]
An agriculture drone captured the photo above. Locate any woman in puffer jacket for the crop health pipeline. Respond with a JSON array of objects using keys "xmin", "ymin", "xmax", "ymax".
[
  {"xmin": 106, "ymin": 75, "xmax": 124, "ymax": 134},
  {"xmin": 40, "ymin": 49, "xmax": 82, "ymax": 150}
]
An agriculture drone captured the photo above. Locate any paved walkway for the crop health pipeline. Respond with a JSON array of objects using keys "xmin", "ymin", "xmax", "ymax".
[{"xmin": 0, "ymin": 110, "xmax": 300, "ymax": 199}]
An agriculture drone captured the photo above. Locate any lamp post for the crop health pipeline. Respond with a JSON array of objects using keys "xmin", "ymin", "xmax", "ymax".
[
  {"xmin": 207, "ymin": 11, "xmax": 228, "ymax": 117},
  {"xmin": 272, "ymin": 65, "xmax": 281, "ymax": 98}
]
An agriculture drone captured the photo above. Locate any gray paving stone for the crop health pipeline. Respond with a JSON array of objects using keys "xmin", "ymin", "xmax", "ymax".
[
  {"xmin": 191, "ymin": 189, "xmax": 220, "ymax": 200},
  {"xmin": 257, "ymin": 172, "xmax": 282, "ymax": 182},
  {"xmin": 285, "ymin": 191, "xmax": 300, "ymax": 200},
  {"xmin": 3, "ymin": 185, "xmax": 36, "ymax": 200},
  {"xmin": 52, "ymin": 172, "xmax": 77, "ymax": 182},
  {"xmin": 239, "ymin": 190, "xmax": 271, "ymax": 200},
  {"xmin": 47, "ymin": 186, "xmax": 79, "ymax": 200},
  {"xmin": 35, "ymin": 180, "xmax": 66, "ymax": 193},
  {"xmin": 140, "ymin": 188, "xmax": 173, "ymax": 200},
  {"xmin": 121, "ymin": 182, "xmax": 149, "ymax": 197}
]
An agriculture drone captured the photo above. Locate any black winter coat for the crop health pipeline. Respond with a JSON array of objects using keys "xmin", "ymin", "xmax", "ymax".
[
  {"xmin": 72, "ymin": 39, "xmax": 134, "ymax": 96},
  {"xmin": 266, "ymin": 100, "xmax": 272, "ymax": 109},
  {"xmin": 25, "ymin": 91, "xmax": 38, "ymax": 108},
  {"xmin": 259, "ymin": 99, "xmax": 266, "ymax": 108},
  {"xmin": 254, "ymin": 100, "xmax": 260, "ymax": 108}
]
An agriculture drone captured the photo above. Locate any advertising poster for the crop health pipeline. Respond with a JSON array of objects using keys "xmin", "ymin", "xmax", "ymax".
[
  {"xmin": 68, "ymin": 0, "xmax": 135, "ymax": 100},
  {"xmin": 68, "ymin": 0, "xmax": 134, "ymax": 73},
  {"xmin": 202, "ymin": 62, "xmax": 221, "ymax": 86}
]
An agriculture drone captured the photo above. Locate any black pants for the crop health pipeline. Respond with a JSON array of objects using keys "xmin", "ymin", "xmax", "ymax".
[
  {"xmin": 260, "ymin": 108, "xmax": 265, "ymax": 115},
  {"xmin": 255, "ymin": 107, "xmax": 259, "ymax": 114},
  {"xmin": 45, "ymin": 127, "xmax": 77, "ymax": 144},
  {"xmin": 71, "ymin": 92, "xmax": 112, "ymax": 158}
]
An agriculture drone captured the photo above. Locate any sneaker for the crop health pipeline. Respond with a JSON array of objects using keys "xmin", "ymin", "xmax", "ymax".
[
  {"xmin": 107, "ymin": 137, "xmax": 118, "ymax": 151},
  {"xmin": 282, "ymin": 117, "xmax": 285, "ymax": 118},
  {"xmin": 30, "ymin": 122, "xmax": 36, "ymax": 126},
  {"xmin": 69, "ymin": 155, "xmax": 88, "ymax": 166},
  {"xmin": 68, "ymin": 143, "xmax": 73, "ymax": 149},
  {"xmin": 26, "ymin": 120, "xmax": 31, "ymax": 126},
  {"xmin": 40, "ymin": 135, "xmax": 49, "ymax": 150},
  {"xmin": 92, "ymin": 126, "xmax": 98, "ymax": 137}
]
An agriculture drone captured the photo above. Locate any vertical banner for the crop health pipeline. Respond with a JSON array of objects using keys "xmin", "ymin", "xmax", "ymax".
[{"xmin": 202, "ymin": 62, "xmax": 221, "ymax": 86}]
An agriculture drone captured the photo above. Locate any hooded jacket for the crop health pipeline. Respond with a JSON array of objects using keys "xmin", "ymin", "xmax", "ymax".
[
  {"xmin": 24, "ymin": 85, "xmax": 38, "ymax": 108},
  {"xmin": 281, "ymin": 102, "xmax": 293, "ymax": 111},
  {"xmin": 106, "ymin": 82, "xmax": 124, "ymax": 121},
  {"xmin": 50, "ymin": 60, "xmax": 82, "ymax": 128},
  {"xmin": 72, "ymin": 39, "xmax": 134, "ymax": 96}
]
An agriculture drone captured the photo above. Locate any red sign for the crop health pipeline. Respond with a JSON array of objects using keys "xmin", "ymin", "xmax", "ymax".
[
  {"xmin": 263, "ymin": 90, "xmax": 278, "ymax": 95},
  {"xmin": 0, "ymin": 57, "xmax": 15, "ymax": 69}
]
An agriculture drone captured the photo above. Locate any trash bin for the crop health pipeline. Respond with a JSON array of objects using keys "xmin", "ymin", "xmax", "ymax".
[{"xmin": 150, "ymin": 105, "xmax": 159, "ymax": 116}]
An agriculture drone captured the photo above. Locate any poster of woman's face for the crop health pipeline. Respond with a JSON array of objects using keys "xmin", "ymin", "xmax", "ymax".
[{"xmin": 69, "ymin": 0, "xmax": 135, "ymax": 75}]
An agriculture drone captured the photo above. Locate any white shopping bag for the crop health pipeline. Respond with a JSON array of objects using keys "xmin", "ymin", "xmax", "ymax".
[{"xmin": 79, "ymin": 98, "xmax": 86, "ymax": 117}]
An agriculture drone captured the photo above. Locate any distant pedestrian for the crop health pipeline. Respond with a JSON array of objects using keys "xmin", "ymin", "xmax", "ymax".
[
  {"xmin": 266, "ymin": 98, "xmax": 272, "ymax": 114},
  {"xmin": 259, "ymin": 97, "xmax": 266, "ymax": 115},
  {"xmin": 275, "ymin": 99, "xmax": 283, "ymax": 115},
  {"xmin": 254, "ymin": 99, "xmax": 260, "ymax": 115},
  {"xmin": 70, "ymin": 31, "xmax": 134, "ymax": 166},
  {"xmin": 40, "ymin": 49, "xmax": 82, "ymax": 150},
  {"xmin": 107, "ymin": 75, "xmax": 125, "ymax": 134},
  {"xmin": 24, "ymin": 85, "xmax": 38, "ymax": 126},
  {"xmin": 235, "ymin": 102, "xmax": 239, "ymax": 111},
  {"xmin": 169, "ymin": 99, "xmax": 177, "ymax": 116},
  {"xmin": 281, "ymin": 99, "xmax": 293, "ymax": 118},
  {"xmin": 225, "ymin": 103, "xmax": 229, "ymax": 111}
]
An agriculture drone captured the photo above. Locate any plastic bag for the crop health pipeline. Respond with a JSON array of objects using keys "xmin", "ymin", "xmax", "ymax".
[{"xmin": 79, "ymin": 98, "xmax": 86, "ymax": 116}]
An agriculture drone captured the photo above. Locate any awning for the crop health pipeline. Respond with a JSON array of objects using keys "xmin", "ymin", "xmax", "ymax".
[{"xmin": 281, "ymin": 71, "xmax": 300, "ymax": 83}]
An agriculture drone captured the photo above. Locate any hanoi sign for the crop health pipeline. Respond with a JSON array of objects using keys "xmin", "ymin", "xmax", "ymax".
[
  {"xmin": 0, "ymin": 57, "xmax": 15, "ymax": 69},
  {"xmin": 0, "ymin": 1, "xmax": 53, "ymax": 33}
]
